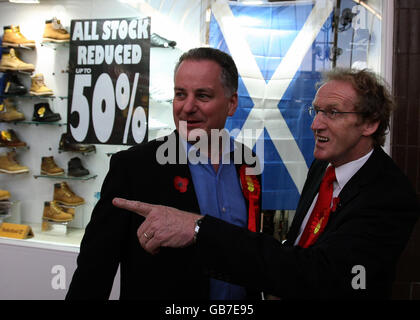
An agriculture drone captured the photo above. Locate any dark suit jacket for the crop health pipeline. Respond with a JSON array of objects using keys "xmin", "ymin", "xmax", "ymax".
[
  {"xmin": 66, "ymin": 131, "xmax": 261, "ymax": 300},
  {"xmin": 196, "ymin": 147, "xmax": 420, "ymax": 299}
]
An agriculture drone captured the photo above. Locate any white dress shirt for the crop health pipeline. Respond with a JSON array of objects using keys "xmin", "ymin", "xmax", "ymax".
[{"xmin": 294, "ymin": 149, "xmax": 374, "ymax": 246}]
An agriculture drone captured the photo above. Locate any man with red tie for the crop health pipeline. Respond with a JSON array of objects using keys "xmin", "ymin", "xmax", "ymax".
[{"xmin": 114, "ymin": 69, "xmax": 419, "ymax": 299}]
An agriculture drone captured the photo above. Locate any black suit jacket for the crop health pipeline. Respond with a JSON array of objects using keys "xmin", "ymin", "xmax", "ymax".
[
  {"xmin": 196, "ymin": 147, "xmax": 420, "ymax": 299},
  {"xmin": 66, "ymin": 131, "xmax": 261, "ymax": 300}
]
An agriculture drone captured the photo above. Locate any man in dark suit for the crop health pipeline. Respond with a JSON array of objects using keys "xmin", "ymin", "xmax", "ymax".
[
  {"xmin": 114, "ymin": 68, "xmax": 420, "ymax": 299},
  {"xmin": 66, "ymin": 47, "xmax": 261, "ymax": 300}
]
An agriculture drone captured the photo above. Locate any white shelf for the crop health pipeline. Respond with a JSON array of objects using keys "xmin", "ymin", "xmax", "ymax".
[{"xmin": 0, "ymin": 222, "xmax": 83, "ymax": 253}]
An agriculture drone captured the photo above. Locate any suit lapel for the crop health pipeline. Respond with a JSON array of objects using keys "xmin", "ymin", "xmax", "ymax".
[
  {"xmin": 156, "ymin": 131, "xmax": 201, "ymax": 213},
  {"xmin": 333, "ymin": 147, "xmax": 384, "ymax": 211},
  {"xmin": 286, "ymin": 147, "xmax": 386, "ymax": 245},
  {"xmin": 286, "ymin": 161, "xmax": 328, "ymax": 243}
]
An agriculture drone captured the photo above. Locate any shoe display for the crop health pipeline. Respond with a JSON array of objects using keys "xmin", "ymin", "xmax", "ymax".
[
  {"xmin": 53, "ymin": 182, "xmax": 85, "ymax": 206},
  {"xmin": 2, "ymin": 73, "xmax": 27, "ymax": 95},
  {"xmin": 0, "ymin": 189, "xmax": 11, "ymax": 201},
  {"xmin": 29, "ymin": 74, "xmax": 53, "ymax": 96},
  {"xmin": 0, "ymin": 200, "xmax": 12, "ymax": 216},
  {"xmin": 67, "ymin": 157, "xmax": 89, "ymax": 177},
  {"xmin": 0, "ymin": 129, "xmax": 27, "ymax": 147},
  {"xmin": 0, "ymin": 48, "xmax": 35, "ymax": 72},
  {"xmin": 0, "ymin": 150, "xmax": 29, "ymax": 174},
  {"xmin": 42, "ymin": 201, "xmax": 73, "ymax": 222},
  {"xmin": 32, "ymin": 102, "xmax": 61, "ymax": 122},
  {"xmin": 58, "ymin": 133, "xmax": 96, "ymax": 153},
  {"xmin": 0, "ymin": 98, "xmax": 25, "ymax": 122},
  {"xmin": 150, "ymin": 33, "xmax": 177, "ymax": 48},
  {"xmin": 43, "ymin": 17, "xmax": 70, "ymax": 43},
  {"xmin": 41, "ymin": 156, "xmax": 64, "ymax": 176},
  {"xmin": 2, "ymin": 25, "xmax": 35, "ymax": 48}
]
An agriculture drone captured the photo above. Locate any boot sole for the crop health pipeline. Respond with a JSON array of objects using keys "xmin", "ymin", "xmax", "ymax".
[
  {"xmin": 0, "ymin": 168, "xmax": 29, "ymax": 174},
  {"xmin": 42, "ymin": 216, "xmax": 73, "ymax": 222},
  {"xmin": 0, "ymin": 117, "xmax": 25, "ymax": 122},
  {"xmin": 42, "ymin": 38, "xmax": 69, "ymax": 43},
  {"xmin": 0, "ymin": 66, "xmax": 35, "ymax": 72},
  {"xmin": 0, "ymin": 143, "xmax": 27, "ymax": 147},
  {"xmin": 41, "ymin": 170, "xmax": 65, "ymax": 176},
  {"xmin": 29, "ymin": 91, "xmax": 54, "ymax": 96},
  {"xmin": 67, "ymin": 172, "xmax": 89, "ymax": 177},
  {"xmin": 54, "ymin": 199, "xmax": 85, "ymax": 206},
  {"xmin": 2, "ymin": 41, "xmax": 36, "ymax": 48}
]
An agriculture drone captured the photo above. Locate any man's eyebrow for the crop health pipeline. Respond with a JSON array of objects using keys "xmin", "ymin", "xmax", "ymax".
[
  {"xmin": 312, "ymin": 103, "xmax": 340, "ymax": 109},
  {"xmin": 196, "ymin": 87, "xmax": 214, "ymax": 93}
]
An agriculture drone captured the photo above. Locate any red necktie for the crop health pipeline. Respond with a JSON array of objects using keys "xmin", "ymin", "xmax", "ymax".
[{"xmin": 298, "ymin": 166, "xmax": 336, "ymax": 248}]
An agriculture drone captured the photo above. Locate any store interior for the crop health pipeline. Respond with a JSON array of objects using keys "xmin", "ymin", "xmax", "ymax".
[{"xmin": 4, "ymin": 0, "xmax": 415, "ymax": 300}]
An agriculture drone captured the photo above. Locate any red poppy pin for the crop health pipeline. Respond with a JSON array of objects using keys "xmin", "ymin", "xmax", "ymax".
[{"xmin": 174, "ymin": 176, "xmax": 189, "ymax": 193}]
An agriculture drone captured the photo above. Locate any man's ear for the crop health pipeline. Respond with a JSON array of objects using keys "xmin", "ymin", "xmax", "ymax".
[
  {"xmin": 228, "ymin": 92, "xmax": 238, "ymax": 116},
  {"xmin": 362, "ymin": 120, "xmax": 380, "ymax": 137}
]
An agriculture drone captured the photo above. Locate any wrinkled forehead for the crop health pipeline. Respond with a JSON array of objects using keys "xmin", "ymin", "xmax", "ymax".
[{"xmin": 314, "ymin": 80, "xmax": 358, "ymax": 109}]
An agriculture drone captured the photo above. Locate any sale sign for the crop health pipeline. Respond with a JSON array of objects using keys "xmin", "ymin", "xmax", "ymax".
[{"xmin": 67, "ymin": 17, "xmax": 150, "ymax": 145}]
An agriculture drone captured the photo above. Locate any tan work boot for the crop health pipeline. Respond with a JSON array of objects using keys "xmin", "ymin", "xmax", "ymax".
[
  {"xmin": 2, "ymin": 25, "xmax": 35, "ymax": 48},
  {"xmin": 0, "ymin": 189, "xmax": 11, "ymax": 201},
  {"xmin": 61, "ymin": 204, "xmax": 75, "ymax": 217},
  {"xmin": 0, "ymin": 48, "xmax": 35, "ymax": 72},
  {"xmin": 0, "ymin": 151, "xmax": 29, "ymax": 174},
  {"xmin": 0, "ymin": 129, "xmax": 27, "ymax": 147},
  {"xmin": 53, "ymin": 182, "xmax": 85, "ymax": 206},
  {"xmin": 43, "ymin": 18, "xmax": 70, "ymax": 42},
  {"xmin": 30, "ymin": 74, "xmax": 53, "ymax": 96},
  {"xmin": 0, "ymin": 99, "xmax": 25, "ymax": 122},
  {"xmin": 43, "ymin": 201, "xmax": 73, "ymax": 222},
  {"xmin": 41, "ymin": 156, "xmax": 64, "ymax": 176}
]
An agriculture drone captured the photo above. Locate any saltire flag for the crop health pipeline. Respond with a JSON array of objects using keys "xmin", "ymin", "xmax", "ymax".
[{"xmin": 209, "ymin": 0, "xmax": 335, "ymax": 209}]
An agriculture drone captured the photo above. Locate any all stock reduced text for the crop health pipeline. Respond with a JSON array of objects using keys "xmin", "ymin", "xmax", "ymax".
[{"xmin": 71, "ymin": 18, "xmax": 150, "ymax": 65}]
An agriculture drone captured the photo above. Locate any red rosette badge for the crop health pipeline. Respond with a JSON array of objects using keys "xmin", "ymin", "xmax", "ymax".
[{"xmin": 239, "ymin": 165, "xmax": 261, "ymax": 232}]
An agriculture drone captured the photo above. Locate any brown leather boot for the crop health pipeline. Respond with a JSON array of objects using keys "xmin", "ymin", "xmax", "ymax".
[
  {"xmin": 53, "ymin": 182, "xmax": 85, "ymax": 206},
  {"xmin": 0, "ymin": 99, "xmax": 25, "ymax": 122},
  {"xmin": 2, "ymin": 25, "xmax": 35, "ymax": 48},
  {"xmin": 0, "ymin": 151, "xmax": 29, "ymax": 174},
  {"xmin": 43, "ymin": 18, "xmax": 70, "ymax": 42},
  {"xmin": 43, "ymin": 201, "xmax": 73, "ymax": 222},
  {"xmin": 41, "ymin": 156, "xmax": 64, "ymax": 176},
  {"xmin": 0, "ymin": 48, "xmax": 35, "ymax": 72}
]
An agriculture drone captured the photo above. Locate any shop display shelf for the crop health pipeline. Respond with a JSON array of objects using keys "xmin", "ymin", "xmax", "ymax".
[
  {"xmin": 0, "ymin": 94, "xmax": 68, "ymax": 100},
  {"xmin": 40, "ymin": 41, "xmax": 70, "ymax": 50},
  {"xmin": 0, "ymin": 145, "xmax": 30, "ymax": 150},
  {"xmin": 1, "ymin": 44, "xmax": 35, "ymax": 50},
  {"xmin": 12, "ymin": 120, "xmax": 67, "ymax": 127},
  {"xmin": 58, "ymin": 148, "xmax": 96, "ymax": 156},
  {"xmin": 33, "ymin": 173, "xmax": 98, "ymax": 181}
]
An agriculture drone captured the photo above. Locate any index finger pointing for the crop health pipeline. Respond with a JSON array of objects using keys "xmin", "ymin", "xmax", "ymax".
[{"xmin": 112, "ymin": 198, "xmax": 155, "ymax": 217}]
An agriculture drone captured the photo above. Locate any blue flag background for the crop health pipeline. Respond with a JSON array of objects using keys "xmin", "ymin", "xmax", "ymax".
[{"xmin": 209, "ymin": 2, "xmax": 334, "ymax": 209}]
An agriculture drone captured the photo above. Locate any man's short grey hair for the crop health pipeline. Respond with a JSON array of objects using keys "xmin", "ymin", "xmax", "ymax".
[{"xmin": 174, "ymin": 47, "xmax": 239, "ymax": 97}]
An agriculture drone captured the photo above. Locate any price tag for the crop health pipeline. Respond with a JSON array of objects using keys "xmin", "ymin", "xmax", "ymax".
[
  {"xmin": 67, "ymin": 17, "xmax": 150, "ymax": 145},
  {"xmin": 0, "ymin": 222, "xmax": 34, "ymax": 239}
]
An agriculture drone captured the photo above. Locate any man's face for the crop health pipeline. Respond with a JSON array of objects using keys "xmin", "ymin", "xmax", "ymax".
[
  {"xmin": 311, "ymin": 80, "xmax": 378, "ymax": 167},
  {"xmin": 173, "ymin": 59, "xmax": 237, "ymax": 140}
]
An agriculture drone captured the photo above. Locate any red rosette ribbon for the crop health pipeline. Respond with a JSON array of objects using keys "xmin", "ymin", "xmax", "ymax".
[{"xmin": 239, "ymin": 165, "xmax": 261, "ymax": 232}]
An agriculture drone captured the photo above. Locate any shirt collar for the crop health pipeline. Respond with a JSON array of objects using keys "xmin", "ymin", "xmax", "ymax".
[
  {"xmin": 333, "ymin": 149, "xmax": 374, "ymax": 191},
  {"xmin": 179, "ymin": 129, "xmax": 237, "ymax": 164}
]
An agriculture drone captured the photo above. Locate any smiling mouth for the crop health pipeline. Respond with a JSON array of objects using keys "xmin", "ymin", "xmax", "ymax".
[
  {"xmin": 186, "ymin": 120, "xmax": 202, "ymax": 126},
  {"xmin": 316, "ymin": 135, "xmax": 330, "ymax": 143}
]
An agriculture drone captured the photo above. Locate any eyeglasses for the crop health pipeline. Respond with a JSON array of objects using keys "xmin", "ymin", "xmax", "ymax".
[{"xmin": 308, "ymin": 106, "xmax": 365, "ymax": 120}]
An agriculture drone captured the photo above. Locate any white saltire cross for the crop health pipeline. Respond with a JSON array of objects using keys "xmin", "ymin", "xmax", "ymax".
[{"xmin": 211, "ymin": 0, "xmax": 334, "ymax": 193}]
